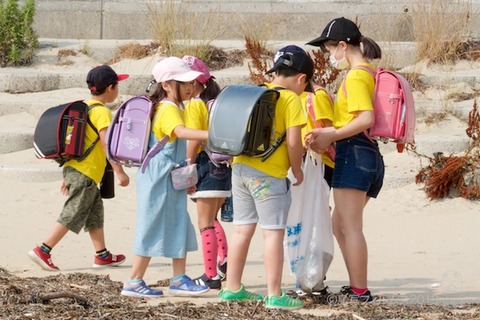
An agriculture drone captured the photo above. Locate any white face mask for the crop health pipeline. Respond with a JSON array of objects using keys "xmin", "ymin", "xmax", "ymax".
[{"xmin": 329, "ymin": 45, "xmax": 349, "ymax": 70}]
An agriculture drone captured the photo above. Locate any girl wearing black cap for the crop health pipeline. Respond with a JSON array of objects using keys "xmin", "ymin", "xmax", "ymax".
[{"xmin": 306, "ymin": 17, "xmax": 385, "ymax": 302}]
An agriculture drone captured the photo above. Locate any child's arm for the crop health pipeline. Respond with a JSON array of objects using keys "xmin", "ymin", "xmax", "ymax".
[
  {"xmin": 99, "ymin": 128, "xmax": 129, "ymax": 187},
  {"xmin": 286, "ymin": 125, "xmax": 304, "ymax": 186},
  {"xmin": 186, "ymin": 140, "xmax": 202, "ymax": 163},
  {"xmin": 173, "ymin": 125, "xmax": 208, "ymax": 141}
]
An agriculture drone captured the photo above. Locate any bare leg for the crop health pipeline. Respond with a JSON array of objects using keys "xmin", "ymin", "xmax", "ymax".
[
  {"xmin": 129, "ymin": 255, "xmax": 152, "ymax": 280},
  {"xmin": 172, "ymin": 257, "xmax": 186, "ymax": 277},
  {"xmin": 225, "ymin": 224, "xmax": 256, "ymax": 291},
  {"xmin": 43, "ymin": 222, "xmax": 69, "ymax": 249},
  {"xmin": 332, "ymin": 188, "xmax": 369, "ymax": 289},
  {"xmin": 263, "ymin": 228, "xmax": 284, "ymax": 296},
  {"xmin": 88, "ymin": 227, "xmax": 106, "ymax": 252}
]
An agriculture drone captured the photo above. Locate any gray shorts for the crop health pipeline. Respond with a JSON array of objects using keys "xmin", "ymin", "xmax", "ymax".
[
  {"xmin": 232, "ymin": 164, "xmax": 291, "ymax": 229},
  {"xmin": 58, "ymin": 167, "xmax": 104, "ymax": 234}
]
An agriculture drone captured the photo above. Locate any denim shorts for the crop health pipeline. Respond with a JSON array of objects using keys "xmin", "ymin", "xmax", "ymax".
[
  {"xmin": 232, "ymin": 164, "xmax": 291, "ymax": 229},
  {"xmin": 332, "ymin": 133, "xmax": 384, "ymax": 198},
  {"xmin": 191, "ymin": 151, "xmax": 232, "ymax": 199},
  {"xmin": 59, "ymin": 166, "xmax": 104, "ymax": 234}
]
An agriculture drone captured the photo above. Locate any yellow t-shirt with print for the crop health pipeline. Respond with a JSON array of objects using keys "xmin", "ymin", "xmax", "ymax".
[
  {"xmin": 233, "ymin": 83, "xmax": 306, "ymax": 179},
  {"xmin": 334, "ymin": 62, "xmax": 375, "ymax": 128},
  {"xmin": 184, "ymin": 98, "xmax": 208, "ymax": 153},
  {"xmin": 64, "ymin": 99, "xmax": 111, "ymax": 184},
  {"xmin": 152, "ymin": 101, "xmax": 185, "ymax": 142},
  {"xmin": 300, "ymin": 89, "xmax": 335, "ymax": 168}
]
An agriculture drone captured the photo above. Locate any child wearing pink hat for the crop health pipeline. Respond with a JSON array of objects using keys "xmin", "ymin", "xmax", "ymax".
[
  {"xmin": 182, "ymin": 55, "xmax": 230, "ymax": 290},
  {"xmin": 121, "ymin": 57, "xmax": 210, "ymax": 298}
]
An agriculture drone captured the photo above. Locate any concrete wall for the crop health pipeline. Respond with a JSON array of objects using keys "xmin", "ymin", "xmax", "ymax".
[{"xmin": 30, "ymin": 0, "xmax": 480, "ymax": 41}]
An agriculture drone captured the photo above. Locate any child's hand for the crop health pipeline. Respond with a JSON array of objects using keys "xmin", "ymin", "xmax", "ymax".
[
  {"xmin": 117, "ymin": 172, "xmax": 130, "ymax": 187},
  {"xmin": 306, "ymin": 127, "xmax": 336, "ymax": 154},
  {"xmin": 291, "ymin": 167, "xmax": 304, "ymax": 186},
  {"xmin": 187, "ymin": 185, "xmax": 196, "ymax": 194},
  {"xmin": 60, "ymin": 180, "xmax": 68, "ymax": 196}
]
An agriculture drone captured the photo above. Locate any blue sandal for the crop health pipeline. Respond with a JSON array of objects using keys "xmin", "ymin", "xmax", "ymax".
[{"xmin": 121, "ymin": 280, "xmax": 163, "ymax": 298}]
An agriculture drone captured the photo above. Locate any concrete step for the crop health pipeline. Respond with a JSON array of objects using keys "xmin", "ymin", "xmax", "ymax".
[{"xmin": 0, "ymin": 129, "xmax": 472, "ymax": 186}]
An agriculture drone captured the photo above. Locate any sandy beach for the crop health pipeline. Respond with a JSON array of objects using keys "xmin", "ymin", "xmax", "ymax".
[{"xmin": 0, "ymin": 39, "xmax": 479, "ymax": 318}]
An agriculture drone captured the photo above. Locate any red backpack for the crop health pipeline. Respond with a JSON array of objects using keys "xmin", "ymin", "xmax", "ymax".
[{"xmin": 342, "ymin": 66, "xmax": 415, "ymax": 153}]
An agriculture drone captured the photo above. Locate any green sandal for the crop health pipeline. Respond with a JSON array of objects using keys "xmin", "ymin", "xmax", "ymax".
[
  {"xmin": 219, "ymin": 284, "xmax": 262, "ymax": 301},
  {"xmin": 264, "ymin": 290, "xmax": 304, "ymax": 310}
]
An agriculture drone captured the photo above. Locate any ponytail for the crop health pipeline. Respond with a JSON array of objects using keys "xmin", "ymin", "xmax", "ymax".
[
  {"xmin": 199, "ymin": 78, "xmax": 221, "ymax": 103},
  {"xmin": 360, "ymin": 36, "xmax": 382, "ymax": 60}
]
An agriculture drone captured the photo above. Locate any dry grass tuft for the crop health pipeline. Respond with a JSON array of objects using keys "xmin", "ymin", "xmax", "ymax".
[
  {"xmin": 147, "ymin": 0, "xmax": 229, "ymax": 62},
  {"xmin": 415, "ymin": 100, "xmax": 480, "ymax": 200},
  {"xmin": 55, "ymin": 59, "xmax": 74, "ymax": 66},
  {"xmin": 109, "ymin": 42, "xmax": 162, "ymax": 64},
  {"xmin": 245, "ymin": 36, "xmax": 273, "ymax": 84},
  {"xmin": 410, "ymin": 0, "xmax": 473, "ymax": 64},
  {"xmin": 57, "ymin": 49, "xmax": 77, "ymax": 58}
]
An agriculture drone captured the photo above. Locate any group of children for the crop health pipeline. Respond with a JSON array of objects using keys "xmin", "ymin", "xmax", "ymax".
[{"xmin": 28, "ymin": 17, "xmax": 385, "ymax": 309}]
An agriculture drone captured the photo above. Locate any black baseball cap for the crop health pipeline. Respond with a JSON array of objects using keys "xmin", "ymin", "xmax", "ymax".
[
  {"xmin": 266, "ymin": 45, "xmax": 314, "ymax": 80},
  {"xmin": 86, "ymin": 65, "xmax": 129, "ymax": 91},
  {"xmin": 306, "ymin": 17, "xmax": 362, "ymax": 51}
]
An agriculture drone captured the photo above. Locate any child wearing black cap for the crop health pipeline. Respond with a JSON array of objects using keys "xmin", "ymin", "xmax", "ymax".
[
  {"xmin": 219, "ymin": 45, "xmax": 309, "ymax": 310},
  {"xmin": 28, "ymin": 65, "xmax": 130, "ymax": 271},
  {"xmin": 306, "ymin": 17, "xmax": 385, "ymax": 302}
]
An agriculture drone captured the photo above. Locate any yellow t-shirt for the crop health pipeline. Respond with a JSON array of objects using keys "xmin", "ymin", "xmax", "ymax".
[
  {"xmin": 151, "ymin": 101, "xmax": 185, "ymax": 142},
  {"xmin": 233, "ymin": 83, "xmax": 306, "ymax": 179},
  {"xmin": 334, "ymin": 62, "xmax": 375, "ymax": 128},
  {"xmin": 64, "ymin": 99, "xmax": 111, "ymax": 184},
  {"xmin": 184, "ymin": 98, "xmax": 208, "ymax": 153},
  {"xmin": 300, "ymin": 89, "xmax": 335, "ymax": 168}
]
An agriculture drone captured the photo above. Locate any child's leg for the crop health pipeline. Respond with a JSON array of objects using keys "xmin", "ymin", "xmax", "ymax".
[
  {"xmin": 196, "ymin": 199, "xmax": 219, "ymax": 278},
  {"xmin": 332, "ymin": 188, "xmax": 369, "ymax": 289},
  {"xmin": 172, "ymin": 257, "xmax": 187, "ymax": 277},
  {"xmin": 263, "ymin": 228, "xmax": 285, "ymax": 296},
  {"xmin": 89, "ymin": 226, "xmax": 126, "ymax": 267},
  {"xmin": 122, "ymin": 255, "xmax": 163, "ymax": 298},
  {"xmin": 225, "ymin": 223, "xmax": 256, "ymax": 291},
  {"xmin": 89, "ymin": 227, "xmax": 106, "ymax": 252},
  {"xmin": 43, "ymin": 222, "xmax": 69, "ymax": 249},
  {"xmin": 214, "ymin": 218, "xmax": 228, "ymax": 265},
  {"xmin": 128, "ymin": 255, "xmax": 152, "ymax": 280}
]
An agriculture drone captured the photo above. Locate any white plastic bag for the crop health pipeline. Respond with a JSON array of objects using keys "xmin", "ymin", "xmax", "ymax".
[{"xmin": 285, "ymin": 151, "xmax": 334, "ymax": 292}]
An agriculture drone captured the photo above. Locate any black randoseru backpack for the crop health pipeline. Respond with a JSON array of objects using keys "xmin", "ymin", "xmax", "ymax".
[{"xmin": 33, "ymin": 100, "xmax": 99, "ymax": 166}]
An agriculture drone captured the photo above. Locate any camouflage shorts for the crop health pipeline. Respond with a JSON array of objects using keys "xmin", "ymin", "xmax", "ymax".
[{"xmin": 58, "ymin": 166, "xmax": 104, "ymax": 234}]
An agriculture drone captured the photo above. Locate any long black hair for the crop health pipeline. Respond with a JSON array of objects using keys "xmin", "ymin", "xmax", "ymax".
[{"xmin": 199, "ymin": 78, "xmax": 221, "ymax": 103}]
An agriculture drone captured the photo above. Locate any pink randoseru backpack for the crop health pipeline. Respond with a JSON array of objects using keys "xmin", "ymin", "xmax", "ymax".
[{"xmin": 343, "ymin": 66, "xmax": 416, "ymax": 153}]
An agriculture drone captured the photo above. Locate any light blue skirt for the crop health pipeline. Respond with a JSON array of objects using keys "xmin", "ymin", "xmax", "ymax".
[{"xmin": 134, "ymin": 136, "xmax": 197, "ymax": 258}]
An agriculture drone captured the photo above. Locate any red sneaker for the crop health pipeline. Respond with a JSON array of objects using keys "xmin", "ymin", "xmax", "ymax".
[
  {"xmin": 27, "ymin": 246, "xmax": 59, "ymax": 271},
  {"xmin": 93, "ymin": 252, "xmax": 126, "ymax": 268}
]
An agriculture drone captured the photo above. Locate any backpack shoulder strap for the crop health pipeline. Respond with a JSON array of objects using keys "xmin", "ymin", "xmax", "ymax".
[
  {"xmin": 256, "ymin": 85, "xmax": 287, "ymax": 162},
  {"xmin": 306, "ymin": 86, "xmax": 331, "ymax": 128},
  {"xmin": 140, "ymin": 103, "xmax": 171, "ymax": 174},
  {"xmin": 75, "ymin": 102, "xmax": 102, "ymax": 162},
  {"xmin": 341, "ymin": 65, "xmax": 377, "ymax": 97}
]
